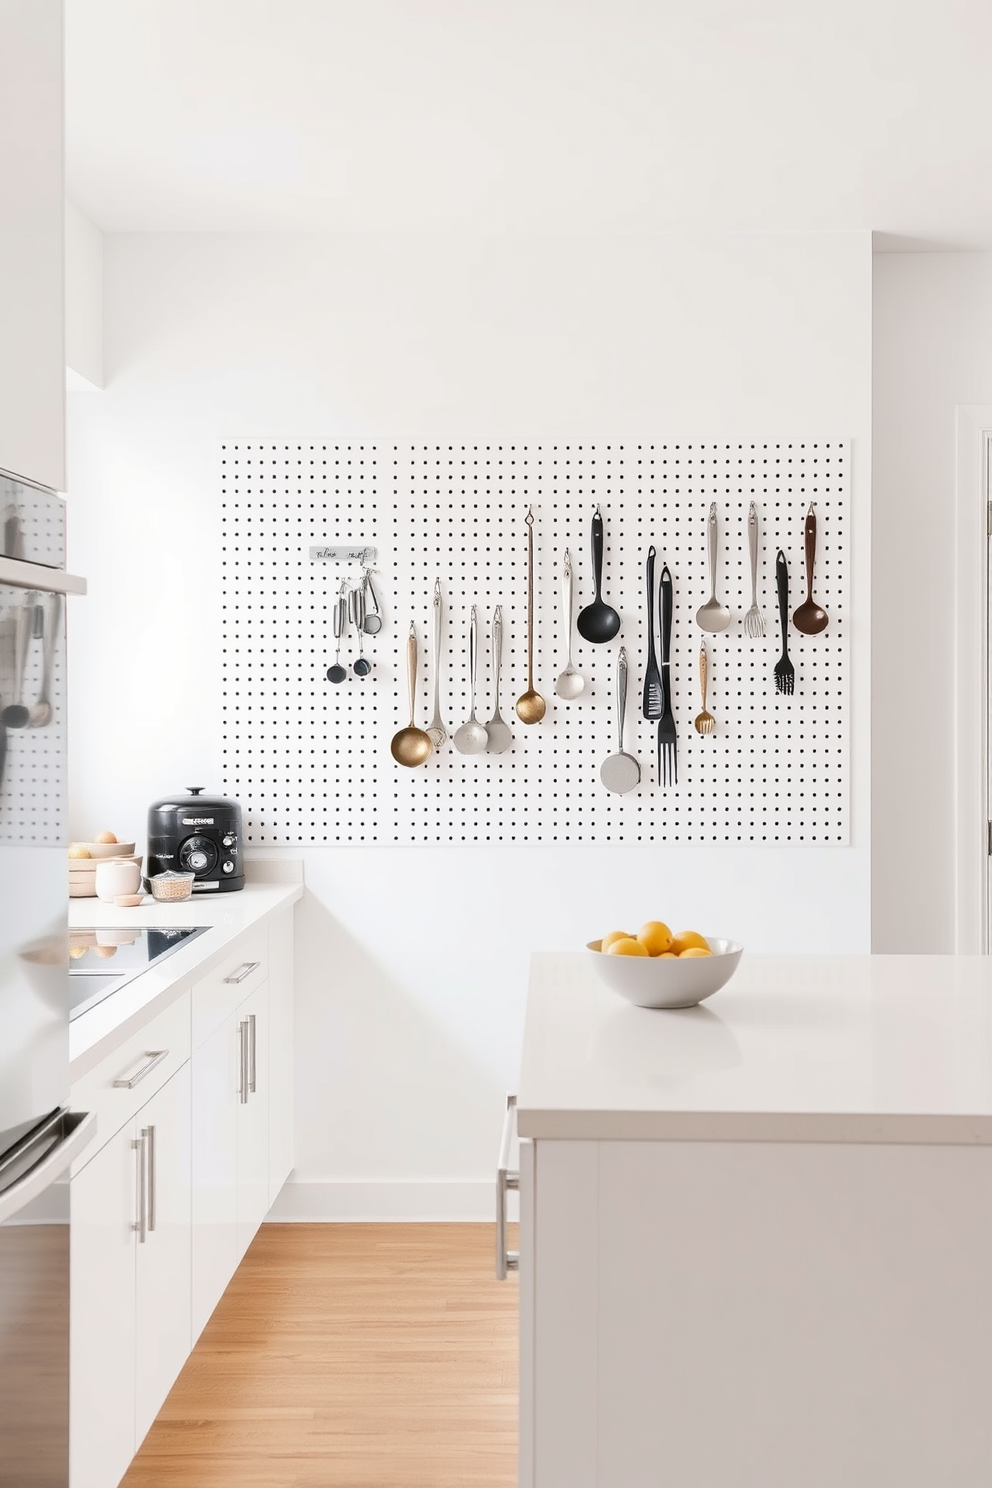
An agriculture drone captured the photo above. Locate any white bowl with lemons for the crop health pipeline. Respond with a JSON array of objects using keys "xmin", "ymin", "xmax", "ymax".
[{"xmin": 587, "ymin": 922, "xmax": 743, "ymax": 1009}]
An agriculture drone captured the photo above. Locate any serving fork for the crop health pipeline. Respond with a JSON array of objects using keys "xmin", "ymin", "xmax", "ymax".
[
  {"xmin": 743, "ymin": 501, "xmax": 764, "ymax": 638},
  {"xmin": 657, "ymin": 564, "xmax": 678, "ymax": 786},
  {"xmin": 774, "ymin": 549, "xmax": 795, "ymax": 695}
]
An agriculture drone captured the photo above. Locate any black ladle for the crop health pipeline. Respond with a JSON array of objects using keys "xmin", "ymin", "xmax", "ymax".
[
  {"xmin": 326, "ymin": 592, "xmax": 348, "ymax": 684},
  {"xmin": 350, "ymin": 587, "xmax": 372, "ymax": 676},
  {"xmin": 576, "ymin": 506, "xmax": 621, "ymax": 644}
]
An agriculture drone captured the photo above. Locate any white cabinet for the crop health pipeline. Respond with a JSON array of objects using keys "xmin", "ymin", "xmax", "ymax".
[
  {"xmin": 0, "ymin": 0, "xmax": 65, "ymax": 492},
  {"xmin": 266, "ymin": 907, "xmax": 294, "ymax": 1205},
  {"xmin": 191, "ymin": 978, "xmax": 269, "ymax": 1341},
  {"xmin": 70, "ymin": 1064, "xmax": 191, "ymax": 1488}
]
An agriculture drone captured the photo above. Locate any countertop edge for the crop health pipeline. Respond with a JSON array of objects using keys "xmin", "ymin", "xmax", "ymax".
[{"xmin": 516, "ymin": 1109, "xmax": 992, "ymax": 1145}]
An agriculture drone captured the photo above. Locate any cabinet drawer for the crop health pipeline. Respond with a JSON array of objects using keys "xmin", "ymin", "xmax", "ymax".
[
  {"xmin": 70, "ymin": 991, "xmax": 191, "ymax": 1170},
  {"xmin": 191, "ymin": 925, "xmax": 268, "ymax": 1049}
]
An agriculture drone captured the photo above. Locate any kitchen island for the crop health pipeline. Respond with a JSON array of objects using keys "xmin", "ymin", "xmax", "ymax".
[{"xmin": 515, "ymin": 953, "xmax": 992, "ymax": 1488}]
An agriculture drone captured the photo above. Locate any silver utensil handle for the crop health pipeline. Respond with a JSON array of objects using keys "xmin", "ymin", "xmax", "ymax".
[
  {"xmin": 113, "ymin": 1049, "xmax": 169, "ymax": 1089},
  {"xmin": 748, "ymin": 502, "xmax": 759, "ymax": 603},
  {"xmin": 496, "ymin": 1093, "xmax": 519, "ymax": 1281},
  {"xmin": 145, "ymin": 1124, "xmax": 157, "ymax": 1232},
  {"xmin": 224, "ymin": 962, "xmax": 261, "ymax": 985},
  {"xmin": 406, "ymin": 623, "xmax": 418, "ymax": 724},
  {"xmin": 616, "ymin": 645, "xmax": 628, "ymax": 751},
  {"xmin": 493, "ymin": 605, "xmax": 503, "ymax": 688},
  {"xmin": 133, "ymin": 1131, "xmax": 147, "ymax": 1243},
  {"xmin": 432, "ymin": 578, "xmax": 443, "ymax": 699},
  {"xmin": 238, "ymin": 1019, "xmax": 249, "ymax": 1104},
  {"xmin": 561, "ymin": 550, "xmax": 573, "ymax": 655},
  {"xmin": 469, "ymin": 604, "xmax": 478, "ymax": 706},
  {"xmin": 707, "ymin": 502, "xmax": 719, "ymax": 601}
]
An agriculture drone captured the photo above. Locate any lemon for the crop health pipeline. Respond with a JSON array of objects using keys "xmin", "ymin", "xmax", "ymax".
[
  {"xmin": 637, "ymin": 921, "xmax": 674, "ymax": 956},
  {"xmin": 671, "ymin": 930, "xmax": 709, "ymax": 956},
  {"xmin": 679, "ymin": 946, "xmax": 712, "ymax": 958},
  {"xmin": 605, "ymin": 937, "xmax": 649, "ymax": 957},
  {"xmin": 601, "ymin": 930, "xmax": 633, "ymax": 952}
]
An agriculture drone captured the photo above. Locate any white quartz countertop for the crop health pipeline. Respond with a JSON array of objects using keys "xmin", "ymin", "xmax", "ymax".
[
  {"xmin": 68, "ymin": 877, "xmax": 303, "ymax": 1076},
  {"xmin": 517, "ymin": 952, "xmax": 992, "ymax": 1143}
]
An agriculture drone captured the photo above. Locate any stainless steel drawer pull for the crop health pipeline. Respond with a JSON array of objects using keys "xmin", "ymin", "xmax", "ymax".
[
  {"xmin": 247, "ymin": 1012, "xmax": 257, "ymax": 1094},
  {"xmin": 238, "ymin": 1019, "xmax": 249, "ymax": 1104},
  {"xmin": 145, "ymin": 1124, "xmax": 157, "ymax": 1232},
  {"xmin": 132, "ymin": 1132, "xmax": 147, "ymax": 1244},
  {"xmin": 496, "ymin": 1092, "xmax": 519, "ymax": 1281},
  {"xmin": 224, "ymin": 961, "xmax": 261, "ymax": 984},
  {"xmin": 113, "ymin": 1049, "xmax": 169, "ymax": 1089}
]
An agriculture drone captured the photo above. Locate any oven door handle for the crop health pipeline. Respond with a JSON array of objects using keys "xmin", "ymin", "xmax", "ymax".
[{"xmin": 0, "ymin": 1111, "xmax": 96, "ymax": 1224}]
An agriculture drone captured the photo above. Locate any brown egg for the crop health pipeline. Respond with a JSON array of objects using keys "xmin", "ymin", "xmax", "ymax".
[
  {"xmin": 94, "ymin": 831, "xmax": 118, "ymax": 844},
  {"xmin": 92, "ymin": 945, "xmax": 117, "ymax": 959}
]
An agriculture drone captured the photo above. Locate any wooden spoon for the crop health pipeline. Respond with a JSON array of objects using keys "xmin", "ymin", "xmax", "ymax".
[
  {"xmin": 792, "ymin": 502, "xmax": 829, "ymax": 635},
  {"xmin": 390, "ymin": 623, "xmax": 433, "ymax": 767}
]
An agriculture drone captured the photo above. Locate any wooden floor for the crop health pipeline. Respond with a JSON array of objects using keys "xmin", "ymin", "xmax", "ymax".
[{"xmin": 123, "ymin": 1223, "xmax": 519, "ymax": 1488}]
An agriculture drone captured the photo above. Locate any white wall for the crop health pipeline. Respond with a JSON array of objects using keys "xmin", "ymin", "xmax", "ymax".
[
  {"xmin": 66, "ymin": 230, "xmax": 871, "ymax": 1217},
  {"xmin": 872, "ymin": 252, "xmax": 992, "ymax": 953},
  {"xmin": 64, "ymin": 199, "xmax": 103, "ymax": 389}
]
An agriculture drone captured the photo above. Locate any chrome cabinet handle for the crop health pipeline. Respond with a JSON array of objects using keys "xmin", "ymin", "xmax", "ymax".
[
  {"xmin": 145, "ymin": 1124, "xmax": 157, "ymax": 1232},
  {"xmin": 238, "ymin": 1019, "xmax": 249, "ymax": 1104},
  {"xmin": 133, "ymin": 1131, "xmax": 147, "ymax": 1244},
  {"xmin": 496, "ymin": 1092, "xmax": 519, "ymax": 1281},
  {"xmin": 247, "ymin": 1013, "xmax": 257, "ymax": 1095},
  {"xmin": 113, "ymin": 1049, "xmax": 168, "ymax": 1089},
  {"xmin": 224, "ymin": 961, "xmax": 261, "ymax": 985}
]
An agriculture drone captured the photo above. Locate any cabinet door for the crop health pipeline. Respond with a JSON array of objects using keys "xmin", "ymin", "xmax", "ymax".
[
  {"xmin": 134, "ymin": 1065, "xmax": 191, "ymax": 1447},
  {"xmin": 0, "ymin": 0, "xmax": 65, "ymax": 491},
  {"xmin": 266, "ymin": 907, "xmax": 294, "ymax": 1205},
  {"xmin": 236, "ymin": 982, "xmax": 269, "ymax": 1261},
  {"xmin": 191, "ymin": 1012, "xmax": 239, "ymax": 1342},
  {"xmin": 70, "ymin": 1128, "xmax": 137, "ymax": 1488}
]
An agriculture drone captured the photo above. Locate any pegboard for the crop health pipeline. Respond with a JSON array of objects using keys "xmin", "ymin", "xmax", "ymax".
[
  {"xmin": 0, "ymin": 589, "xmax": 66, "ymax": 847},
  {"xmin": 220, "ymin": 442, "xmax": 849, "ymax": 845}
]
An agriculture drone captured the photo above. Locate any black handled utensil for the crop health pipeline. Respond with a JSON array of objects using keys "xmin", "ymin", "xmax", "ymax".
[
  {"xmin": 657, "ymin": 565, "xmax": 678, "ymax": 787},
  {"xmin": 642, "ymin": 546, "xmax": 663, "ymax": 719},
  {"xmin": 774, "ymin": 550, "xmax": 795, "ymax": 695},
  {"xmin": 327, "ymin": 590, "xmax": 348, "ymax": 684},
  {"xmin": 576, "ymin": 506, "xmax": 621, "ymax": 644}
]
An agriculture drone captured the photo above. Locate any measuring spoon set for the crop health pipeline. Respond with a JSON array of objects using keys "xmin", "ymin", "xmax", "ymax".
[{"xmin": 326, "ymin": 569, "xmax": 384, "ymax": 685}]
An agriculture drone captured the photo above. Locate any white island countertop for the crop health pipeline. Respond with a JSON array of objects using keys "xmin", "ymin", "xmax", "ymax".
[
  {"xmin": 68, "ymin": 873, "xmax": 302, "ymax": 1076},
  {"xmin": 517, "ymin": 951, "xmax": 992, "ymax": 1144}
]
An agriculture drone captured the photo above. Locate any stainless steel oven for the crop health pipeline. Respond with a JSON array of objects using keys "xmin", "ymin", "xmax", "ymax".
[{"xmin": 0, "ymin": 475, "xmax": 93, "ymax": 1485}]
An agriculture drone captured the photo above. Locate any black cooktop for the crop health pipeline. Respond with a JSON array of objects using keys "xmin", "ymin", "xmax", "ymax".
[{"xmin": 68, "ymin": 926, "xmax": 208, "ymax": 1020}]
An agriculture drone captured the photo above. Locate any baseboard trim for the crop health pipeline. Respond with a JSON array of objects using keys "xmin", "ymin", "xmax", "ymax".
[{"xmin": 266, "ymin": 1179, "xmax": 512, "ymax": 1223}]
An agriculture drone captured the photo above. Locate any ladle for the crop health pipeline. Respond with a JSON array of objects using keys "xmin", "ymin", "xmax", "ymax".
[
  {"xmin": 696, "ymin": 503, "xmax": 732, "ymax": 633},
  {"xmin": 390, "ymin": 623, "xmax": 433, "ymax": 767},
  {"xmin": 1, "ymin": 595, "xmax": 32, "ymax": 728},
  {"xmin": 454, "ymin": 605, "xmax": 489, "ymax": 753},
  {"xmin": 554, "ymin": 549, "xmax": 585, "ymax": 700},
  {"xmin": 326, "ymin": 589, "xmax": 348, "ymax": 683},
  {"xmin": 792, "ymin": 502, "xmax": 829, "ymax": 635},
  {"xmin": 600, "ymin": 646, "xmax": 640, "ymax": 795},
  {"xmin": 576, "ymin": 506, "xmax": 621, "ymax": 645},
  {"xmin": 516, "ymin": 507, "xmax": 547, "ymax": 723},
  {"xmin": 28, "ymin": 593, "xmax": 59, "ymax": 728},
  {"xmin": 485, "ymin": 606, "xmax": 513, "ymax": 753}
]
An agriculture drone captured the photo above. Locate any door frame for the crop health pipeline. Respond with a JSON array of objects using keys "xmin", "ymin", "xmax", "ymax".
[{"xmin": 954, "ymin": 405, "xmax": 992, "ymax": 953}]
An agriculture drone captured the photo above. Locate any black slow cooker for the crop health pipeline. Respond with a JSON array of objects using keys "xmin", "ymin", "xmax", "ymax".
[{"xmin": 146, "ymin": 787, "xmax": 244, "ymax": 894}]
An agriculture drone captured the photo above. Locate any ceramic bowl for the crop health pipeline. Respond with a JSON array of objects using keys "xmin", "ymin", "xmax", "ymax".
[
  {"xmin": 69, "ymin": 840, "xmax": 136, "ymax": 859},
  {"xmin": 586, "ymin": 936, "xmax": 744, "ymax": 1009}
]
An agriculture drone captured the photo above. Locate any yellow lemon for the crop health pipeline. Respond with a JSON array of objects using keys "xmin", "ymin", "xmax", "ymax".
[
  {"xmin": 671, "ymin": 929, "xmax": 709, "ymax": 956},
  {"xmin": 605, "ymin": 937, "xmax": 649, "ymax": 957},
  {"xmin": 601, "ymin": 930, "xmax": 632, "ymax": 952},
  {"xmin": 656, "ymin": 952, "xmax": 678, "ymax": 959},
  {"xmin": 637, "ymin": 920, "xmax": 674, "ymax": 956},
  {"xmin": 679, "ymin": 946, "xmax": 713, "ymax": 958},
  {"xmin": 67, "ymin": 844, "xmax": 91, "ymax": 859}
]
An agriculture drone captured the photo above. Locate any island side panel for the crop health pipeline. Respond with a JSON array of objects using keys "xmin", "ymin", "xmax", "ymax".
[
  {"xmin": 533, "ymin": 1141, "xmax": 599, "ymax": 1488},
  {"xmin": 596, "ymin": 1140, "xmax": 992, "ymax": 1488}
]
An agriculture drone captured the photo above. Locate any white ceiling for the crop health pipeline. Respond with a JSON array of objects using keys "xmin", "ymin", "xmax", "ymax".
[{"xmin": 65, "ymin": 0, "xmax": 992, "ymax": 246}]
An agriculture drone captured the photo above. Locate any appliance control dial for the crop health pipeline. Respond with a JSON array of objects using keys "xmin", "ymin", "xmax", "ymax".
[
  {"xmin": 179, "ymin": 834, "xmax": 219, "ymax": 875},
  {"xmin": 222, "ymin": 860, "xmax": 235, "ymax": 874},
  {"xmin": 222, "ymin": 835, "xmax": 235, "ymax": 849},
  {"xmin": 189, "ymin": 851, "xmax": 208, "ymax": 871}
]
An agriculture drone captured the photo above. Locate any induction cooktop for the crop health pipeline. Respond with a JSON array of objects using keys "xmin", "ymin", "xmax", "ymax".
[{"xmin": 68, "ymin": 926, "xmax": 208, "ymax": 1020}]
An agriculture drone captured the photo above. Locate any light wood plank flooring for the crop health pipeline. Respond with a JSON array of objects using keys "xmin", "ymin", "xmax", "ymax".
[{"xmin": 123, "ymin": 1223, "xmax": 519, "ymax": 1488}]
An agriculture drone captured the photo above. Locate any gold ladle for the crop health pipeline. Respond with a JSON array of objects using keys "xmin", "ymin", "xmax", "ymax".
[
  {"xmin": 390, "ymin": 622, "xmax": 433, "ymax": 767},
  {"xmin": 516, "ymin": 506, "xmax": 546, "ymax": 724}
]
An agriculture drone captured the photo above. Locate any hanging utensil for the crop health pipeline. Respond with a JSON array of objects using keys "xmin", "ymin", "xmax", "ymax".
[
  {"xmin": 696, "ymin": 502, "xmax": 732, "ymax": 633},
  {"xmin": 642, "ymin": 545, "xmax": 663, "ymax": 719},
  {"xmin": 390, "ymin": 623, "xmax": 433, "ymax": 767},
  {"xmin": 454, "ymin": 605, "xmax": 489, "ymax": 753},
  {"xmin": 554, "ymin": 550, "xmax": 585, "ymax": 700},
  {"xmin": 657, "ymin": 565, "xmax": 678, "ymax": 787},
  {"xmin": 693, "ymin": 643, "xmax": 715, "ymax": 734},
  {"xmin": 792, "ymin": 502, "xmax": 829, "ymax": 634},
  {"xmin": 350, "ymin": 587, "xmax": 372, "ymax": 676},
  {"xmin": 742, "ymin": 502, "xmax": 764, "ymax": 638},
  {"xmin": 485, "ymin": 606, "xmax": 513, "ymax": 753},
  {"xmin": 600, "ymin": 646, "xmax": 641, "ymax": 795},
  {"xmin": 28, "ymin": 592, "xmax": 60, "ymax": 728},
  {"xmin": 362, "ymin": 568, "xmax": 383, "ymax": 635},
  {"xmin": 426, "ymin": 579, "xmax": 448, "ymax": 750},
  {"xmin": 576, "ymin": 505, "xmax": 621, "ymax": 644},
  {"xmin": 326, "ymin": 587, "xmax": 348, "ymax": 684},
  {"xmin": 516, "ymin": 507, "xmax": 547, "ymax": 723},
  {"xmin": 774, "ymin": 550, "xmax": 796, "ymax": 695},
  {"xmin": 1, "ymin": 595, "xmax": 33, "ymax": 728}
]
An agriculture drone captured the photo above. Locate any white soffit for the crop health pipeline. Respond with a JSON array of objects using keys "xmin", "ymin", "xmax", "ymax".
[{"xmin": 65, "ymin": 0, "xmax": 992, "ymax": 245}]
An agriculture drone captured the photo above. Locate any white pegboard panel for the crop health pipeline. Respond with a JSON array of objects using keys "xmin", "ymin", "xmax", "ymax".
[
  {"xmin": 220, "ymin": 442, "xmax": 849, "ymax": 846},
  {"xmin": 0, "ymin": 587, "xmax": 66, "ymax": 846}
]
